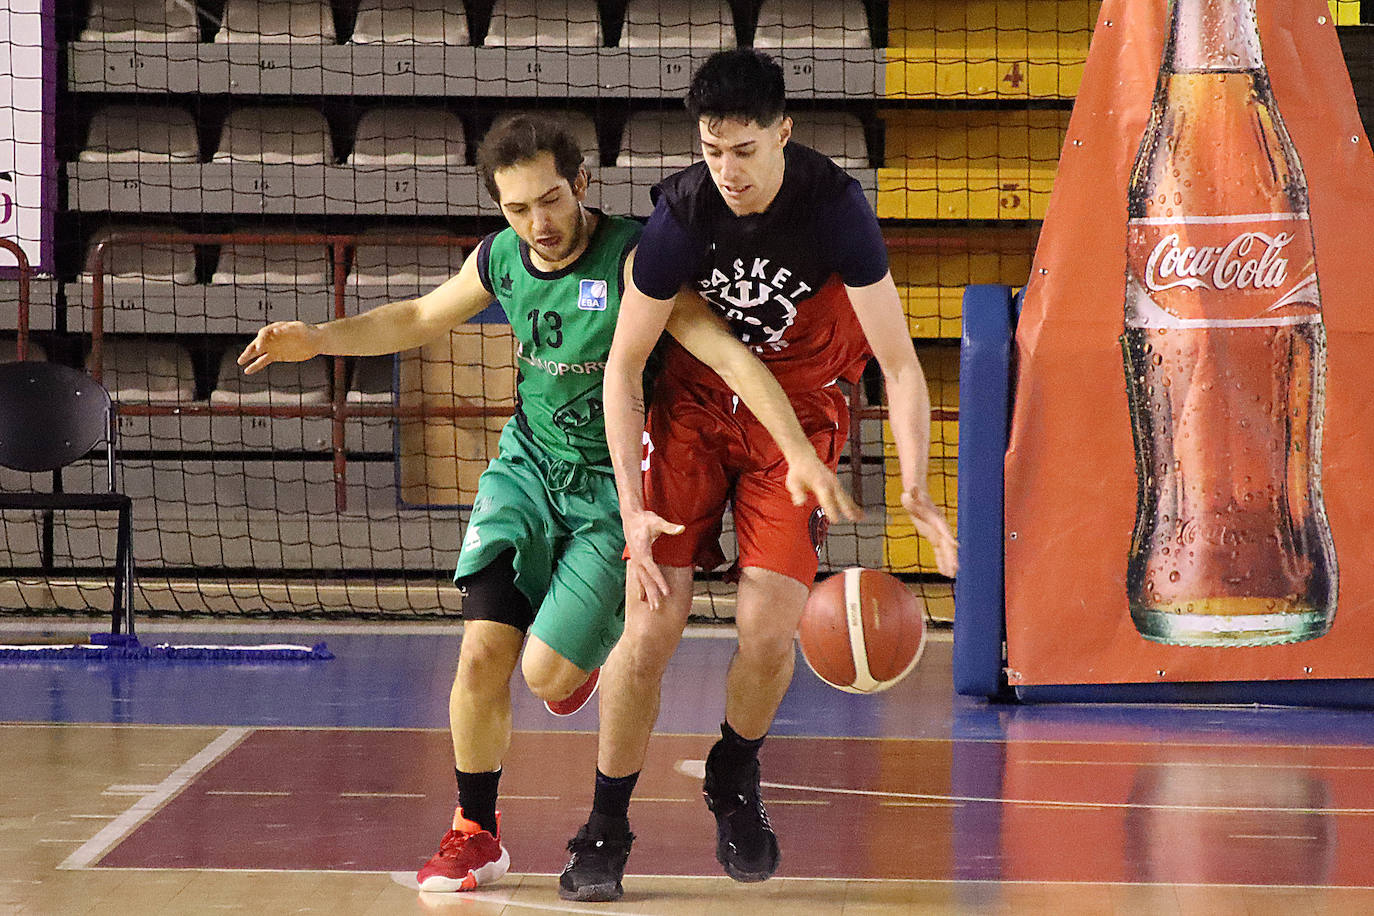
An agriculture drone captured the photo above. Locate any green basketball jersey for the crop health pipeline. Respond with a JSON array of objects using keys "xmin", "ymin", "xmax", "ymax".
[{"xmin": 477, "ymin": 212, "xmax": 641, "ymax": 468}]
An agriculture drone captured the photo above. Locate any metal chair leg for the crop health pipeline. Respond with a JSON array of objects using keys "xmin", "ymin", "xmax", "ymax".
[{"xmin": 113, "ymin": 501, "xmax": 133, "ymax": 635}]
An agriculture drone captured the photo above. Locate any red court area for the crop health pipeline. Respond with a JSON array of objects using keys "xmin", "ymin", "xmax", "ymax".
[
  {"xmin": 98, "ymin": 730, "xmax": 956, "ymax": 879},
  {"xmin": 96, "ymin": 728, "xmax": 1374, "ymax": 887}
]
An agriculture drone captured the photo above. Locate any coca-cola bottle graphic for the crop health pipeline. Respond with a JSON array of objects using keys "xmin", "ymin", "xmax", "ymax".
[{"xmin": 1122, "ymin": 0, "xmax": 1337, "ymax": 646}]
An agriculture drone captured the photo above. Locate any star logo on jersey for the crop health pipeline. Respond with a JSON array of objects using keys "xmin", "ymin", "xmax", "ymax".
[{"xmin": 498, "ymin": 272, "xmax": 513, "ymax": 295}]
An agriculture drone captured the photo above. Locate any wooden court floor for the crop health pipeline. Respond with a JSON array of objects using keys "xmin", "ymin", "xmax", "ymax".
[{"xmin": 4, "ymin": 622, "xmax": 1374, "ymax": 915}]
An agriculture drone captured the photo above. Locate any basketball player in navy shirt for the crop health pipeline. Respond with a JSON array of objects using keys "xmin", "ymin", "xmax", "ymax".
[{"xmin": 559, "ymin": 49, "xmax": 958, "ymax": 901}]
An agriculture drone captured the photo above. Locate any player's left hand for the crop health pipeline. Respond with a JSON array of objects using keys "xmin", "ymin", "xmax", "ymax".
[
  {"xmin": 784, "ymin": 454, "xmax": 863, "ymax": 524},
  {"xmin": 901, "ymin": 486, "xmax": 958, "ymax": 578},
  {"xmin": 623, "ymin": 508, "xmax": 686, "ymax": 611}
]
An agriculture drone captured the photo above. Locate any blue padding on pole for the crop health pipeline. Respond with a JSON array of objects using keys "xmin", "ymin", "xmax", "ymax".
[
  {"xmin": 953, "ymin": 284, "xmax": 1016, "ymax": 698},
  {"xmin": 1016, "ymin": 679, "xmax": 1374, "ymax": 709}
]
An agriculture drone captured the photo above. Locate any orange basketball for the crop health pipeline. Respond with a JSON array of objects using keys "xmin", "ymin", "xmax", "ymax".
[{"xmin": 798, "ymin": 567, "xmax": 927, "ymax": 694}]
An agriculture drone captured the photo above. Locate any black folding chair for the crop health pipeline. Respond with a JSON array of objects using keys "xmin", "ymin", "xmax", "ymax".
[{"xmin": 0, "ymin": 360, "xmax": 135, "ymax": 635}]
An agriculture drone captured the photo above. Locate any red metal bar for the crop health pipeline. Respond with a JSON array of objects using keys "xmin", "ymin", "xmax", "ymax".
[
  {"xmin": 83, "ymin": 232, "xmax": 964, "ymax": 522},
  {"xmin": 331, "ymin": 240, "xmax": 348, "ymax": 511},
  {"xmin": 112, "ymin": 403, "xmax": 513, "ymax": 419},
  {"xmin": 0, "ymin": 238, "xmax": 32, "ymax": 360}
]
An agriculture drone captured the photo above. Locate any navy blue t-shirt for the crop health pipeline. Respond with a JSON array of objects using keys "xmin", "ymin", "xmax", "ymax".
[
  {"xmin": 634, "ymin": 143, "xmax": 885, "ymax": 392},
  {"xmin": 633, "ymin": 144, "xmax": 889, "ymax": 309}
]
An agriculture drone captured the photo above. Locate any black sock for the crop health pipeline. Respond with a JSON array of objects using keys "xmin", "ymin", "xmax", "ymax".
[
  {"xmin": 589, "ymin": 769, "xmax": 639, "ymax": 836},
  {"xmin": 708, "ymin": 720, "xmax": 766, "ymax": 780},
  {"xmin": 455, "ymin": 768, "xmax": 501, "ymax": 836}
]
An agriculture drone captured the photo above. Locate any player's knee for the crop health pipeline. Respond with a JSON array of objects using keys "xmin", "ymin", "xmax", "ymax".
[
  {"xmin": 613, "ymin": 636, "xmax": 674, "ymax": 685},
  {"xmin": 521, "ymin": 652, "xmax": 583, "ymax": 701},
  {"xmin": 455, "ymin": 639, "xmax": 519, "ymax": 698},
  {"xmin": 736, "ymin": 632, "xmax": 796, "ymax": 678}
]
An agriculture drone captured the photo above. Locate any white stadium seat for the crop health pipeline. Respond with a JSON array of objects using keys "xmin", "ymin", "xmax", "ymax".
[
  {"xmin": 80, "ymin": 0, "xmax": 201, "ymax": 42},
  {"xmin": 84, "ymin": 225, "xmax": 197, "ymax": 284},
  {"xmin": 215, "ymin": 0, "xmax": 336, "ymax": 43},
  {"xmin": 619, "ymin": 0, "xmax": 734, "ymax": 49},
  {"xmin": 212, "ymin": 106, "xmax": 335, "ymax": 165},
  {"xmin": 210, "ymin": 347, "xmax": 330, "ymax": 406},
  {"xmin": 618, "ymin": 111, "xmax": 699, "ymax": 167},
  {"xmin": 211, "ymin": 243, "xmax": 331, "ymax": 286},
  {"xmin": 80, "ymin": 105, "xmax": 200, "ymax": 163},
  {"xmin": 348, "ymin": 355, "xmax": 395, "ymax": 404},
  {"xmin": 753, "ymin": 0, "xmax": 870, "ymax": 48},
  {"xmin": 351, "ymin": 0, "xmax": 469, "ymax": 44},
  {"xmin": 790, "ymin": 111, "xmax": 869, "ymax": 168},
  {"xmin": 348, "ymin": 230, "xmax": 464, "ymax": 289},
  {"xmin": 489, "ymin": 110, "xmax": 600, "ymax": 167},
  {"xmin": 348, "ymin": 108, "xmax": 466, "ymax": 167},
  {"xmin": 485, "ymin": 0, "xmax": 601, "ymax": 47},
  {"xmin": 88, "ymin": 338, "xmax": 196, "ymax": 403}
]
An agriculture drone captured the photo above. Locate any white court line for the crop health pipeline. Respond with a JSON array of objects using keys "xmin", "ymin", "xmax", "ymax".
[
  {"xmin": 675, "ymin": 759, "xmax": 1374, "ymax": 817},
  {"xmin": 1229, "ymin": 834, "xmax": 1319, "ymax": 841},
  {"xmin": 206, "ymin": 790, "xmax": 291, "ymax": 797},
  {"xmin": 59, "ymin": 727, "xmax": 251, "ymax": 871},
  {"xmin": 71, "ymin": 864, "xmax": 1374, "ymax": 890},
  {"xmin": 394, "ymin": 871, "xmax": 666, "ymax": 915},
  {"xmin": 755, "ymin": 777, "xmax": 1374, "ymax": 816},
  {"xmin": 1023, "ymin": 759, "xmax": 1374, "ymax": 771},
  {"xmin": 339, "ymin": 792, "xmax": 425, "ymax": 799}
]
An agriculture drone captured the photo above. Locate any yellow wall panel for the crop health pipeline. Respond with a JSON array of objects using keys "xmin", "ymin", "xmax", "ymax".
[
  {"xmin": 1330, "ymin": 0, "xmax": 1359, "ymax": 25},
  {"xmin": 877, "ymin": 110, "xmax": 1069, "ymax": 220},
  {"xmin": 884, "ymin": 453, "xmax": 959, "ymax": 573},
  {"xmin": 886, "ymin": 0, "xmax": 1100, "ymax": 99},
  {"xmin": 892, "ymin": 243, "xmax": 1034, "ymax": 338}
]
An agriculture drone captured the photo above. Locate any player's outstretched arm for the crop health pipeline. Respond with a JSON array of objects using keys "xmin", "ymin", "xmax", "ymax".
[
  {"xmin": 606, "ymin": 252, "xmax": 685, "ymax": 610},
  {"xmin": 237, "ymin": 248, "xmax": 494, "ymax": 374},
  {"xmin": 665, "ymin": 290, "xmax": 861, "ymax": 524},
  {"xmin": 848, "ymin": 272, "xmax": 959, "ymax": 577}
]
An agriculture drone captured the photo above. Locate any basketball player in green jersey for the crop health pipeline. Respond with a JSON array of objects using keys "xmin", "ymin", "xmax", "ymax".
[{"xmin": 237, "ymin": 114, "xmax": 858, "ymax": 893}]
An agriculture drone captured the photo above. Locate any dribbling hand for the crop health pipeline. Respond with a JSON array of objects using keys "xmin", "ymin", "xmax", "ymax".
[
  {"xmin": 623, "ymin": 508, "xmax": 685, "ymax": 611},
  {"xmin": 901, "ymin": 486, "xmax": 959, "ymax": 578},
  {"xmin": 237, "ymin": 321, "xmax": 323, "ymax": 375}
]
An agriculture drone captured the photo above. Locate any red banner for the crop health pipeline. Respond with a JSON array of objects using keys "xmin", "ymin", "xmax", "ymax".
[{"xmin": 1005, "ymin": 0, "xmax": 1374, "ymax": 685}]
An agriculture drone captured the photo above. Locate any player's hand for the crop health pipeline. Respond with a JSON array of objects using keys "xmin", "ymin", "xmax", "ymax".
[
  {"xmin": 784, "ymin": 453, "xmax": 863, "ymax": 524},
  {"xmin": 237, "ymin": 321, "xmax": 324, "ymax": 375},
  {"xmin": 623, "ymin": 508, "xmax": 685, "ymax": 611},
  {"xmin": 901, "ymin": 486, "xmax": 959, "ymax": 578}
]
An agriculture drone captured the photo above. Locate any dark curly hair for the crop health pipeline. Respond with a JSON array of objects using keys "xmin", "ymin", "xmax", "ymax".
[
  {"xmin": 476, "ymin": 114, "xmax": 585, "ymax": 203},
  {"xmin": 685, "ymin": 49, "xmax": 786, "ymax": 129}
]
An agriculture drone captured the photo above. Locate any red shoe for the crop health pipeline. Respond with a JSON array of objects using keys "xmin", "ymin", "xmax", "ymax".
[
  {"xmin": 545, "ymin": 667, "xmax": 600, "ymax": 717},
  {"xmin": 416, "ymin": 808, "xmax": 510, "ymax": 892}
]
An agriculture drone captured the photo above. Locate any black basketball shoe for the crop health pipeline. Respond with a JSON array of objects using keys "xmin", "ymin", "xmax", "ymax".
[
  {"xmin": 559, "ymin": 822, "xmax": 634, "ymax": 902},
  {"xmin": 702, "ymin": 750, "xmax": 780, "ymax": 882}
]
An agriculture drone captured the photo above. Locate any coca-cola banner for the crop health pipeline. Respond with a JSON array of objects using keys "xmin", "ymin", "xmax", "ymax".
[{"xmin": 1005, "ymin": 0, "xmax": 1374, "ymax": 685}]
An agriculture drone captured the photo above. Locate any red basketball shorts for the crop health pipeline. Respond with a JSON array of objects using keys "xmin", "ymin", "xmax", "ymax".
[{"xmin": 642, "ymin": 375, "xmax": 849, "ymax": 586}]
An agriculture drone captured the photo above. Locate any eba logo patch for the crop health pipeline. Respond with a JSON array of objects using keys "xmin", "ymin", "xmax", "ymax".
[{"xmin": 578, "ymin": 279, "xmax": 608, "ymax": 311}]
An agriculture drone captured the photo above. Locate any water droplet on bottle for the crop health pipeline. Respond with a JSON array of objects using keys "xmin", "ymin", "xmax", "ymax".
[
  {"xmin": 1168, "ymin": 571, "xmax": 1180, "ymax": 583},
  {"xmin": 1151, "ymin": 354, "xmax": 1163, "ymax": 366}
]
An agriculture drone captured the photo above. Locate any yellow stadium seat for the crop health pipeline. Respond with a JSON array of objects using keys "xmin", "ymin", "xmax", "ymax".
[
  {"xmin": 889, "ymin": 230, "xmax": 1035, "ymax": 338},
  {"xmin": 885, "ymin": 0, "xmax": 1098, "ymax": 100},
  {"xmin": 397, "ymin": 324, "xmax": 516, "ymax": 506},
  {"xmin": 877, "ymin": 109, "xmax": 1068, "ymax": 220},
  {"xmin": 881, "ymin": 412, "xmax": 958, "ymax": 574},
  {"xmin": 1329, "ymin": 0, "xmax": 1360, "ymax": 25}
]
